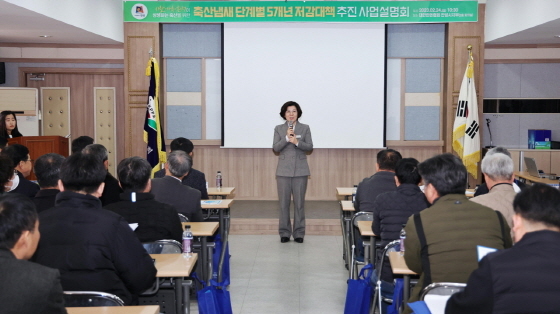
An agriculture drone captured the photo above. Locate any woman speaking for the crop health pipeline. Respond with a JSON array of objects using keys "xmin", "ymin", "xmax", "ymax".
[{"xmin": 273, "ymin": 101, "xmax": 313, "ymax": 243}]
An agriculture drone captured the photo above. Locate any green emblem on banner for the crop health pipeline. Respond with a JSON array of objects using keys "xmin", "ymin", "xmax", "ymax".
[{"xmin": 124, "ymin": 1, "xmax": 478, "ymax": 23}]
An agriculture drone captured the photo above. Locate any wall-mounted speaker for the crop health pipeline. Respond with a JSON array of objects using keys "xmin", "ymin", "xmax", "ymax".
[{"xmin": 0, "ymin": 62, "xmax": 5, "ymax": 84}]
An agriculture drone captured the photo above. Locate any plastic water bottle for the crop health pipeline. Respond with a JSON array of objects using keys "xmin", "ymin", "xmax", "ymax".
[
  {"xmin": 216, "ymin": 171, "xmax": 222, "ymax": 189},
  {"xmin": 352, "ymin": 185, "xmax": 358, "ymax": 203},
  {"xmin": 400, "ymin": 225, "xmax": 406, "ymax": 254},
  {"xmin": 182, "ymin": 225, "xmax": 193, "ymax": 257}
]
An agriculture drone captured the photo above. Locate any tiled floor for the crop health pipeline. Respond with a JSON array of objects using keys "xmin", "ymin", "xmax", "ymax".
[{"xmin": 191, "ymin": 234, "xmax": 349, "ymax": 314}]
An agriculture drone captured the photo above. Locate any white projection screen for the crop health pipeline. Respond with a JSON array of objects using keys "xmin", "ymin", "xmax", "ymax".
[{"xmin": 223, "ymin": 22, "xmax": 386, "ymax": 149}]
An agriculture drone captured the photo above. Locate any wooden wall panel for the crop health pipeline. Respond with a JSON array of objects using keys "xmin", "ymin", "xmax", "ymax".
[
  {"xmin": 189, "ymin": 146, "xmax": 442, "ymax": 200},
  {"xmin": 445, "ymin": 3, "xmax": 485, "ymax": 187},
  {"xmin": 124, "ymin": 22, "xmax": 160, "ymax": 157},
  {"xmin": 25, "ymin": 71, "xmax": 124, "ymax": 161}
]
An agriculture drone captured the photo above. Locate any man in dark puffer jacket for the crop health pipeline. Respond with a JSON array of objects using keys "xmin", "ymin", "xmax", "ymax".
[
  {"xmin": 372, "ymin": 158, "xmax": 429, "ymax": 283},
  {"xmin": 32, "ymin": 153, "xmax": 157, "ymax": 305}
]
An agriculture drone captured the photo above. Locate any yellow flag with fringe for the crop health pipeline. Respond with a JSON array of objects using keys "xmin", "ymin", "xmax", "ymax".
[{"xmin": 452, "ymin": 56, "xmax": 480, "ymax": 178}]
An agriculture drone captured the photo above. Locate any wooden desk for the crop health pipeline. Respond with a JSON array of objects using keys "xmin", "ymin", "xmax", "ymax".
[
  {"xmin": 336, "ymin": 187, "xmax": 354, "ymax": 200},
  {"xmin": 201, "ymin": 199, "xmax": 234, "ymax": 239},
  {"xmin": 67, "ymin": 306, "xmax": 159, "ymax": 314},
  {"xmin": 207, "ymin": 187, "xmax": 236, "ymax": 199},
  {"xmin": 151, "ymin": 253, "xmax": 197, "ymax": 314},
  {"xmin": 358, "ymin": 220, "xmax": 376, "ymax": 265},
  {"xmin": 339, "ymin": 200, "xmax": 355, "ymax": 270},
  {"xmin": 182, "ymin": 222, "xmax": 219, "ymax": 284},
  {"xmin": 515, "ymin": 171, "xmax": 559, "ymax": 185},
  {"xmin": 389, "ymin": 251, "xmax": 417, "ymax": 312}
]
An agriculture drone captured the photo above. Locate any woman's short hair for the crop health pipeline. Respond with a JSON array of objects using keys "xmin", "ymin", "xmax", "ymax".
[{"xmin": 279, "ymin": 101, "xmax": 302, "ymax": 120}]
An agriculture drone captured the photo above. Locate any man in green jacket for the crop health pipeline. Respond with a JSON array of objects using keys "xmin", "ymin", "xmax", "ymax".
[{"xmin": 403, "ymin": 153, "xmax": 512, "ymax": 313}]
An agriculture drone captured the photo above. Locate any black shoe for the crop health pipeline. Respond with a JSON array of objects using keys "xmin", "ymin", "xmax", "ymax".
[
  {"xmin": 294, "ymin": 238, "xmax": 304, "ymax": 243},
  {"xmin": 281, "ymin": 237, "xmax": 290, "ymax": 243}
]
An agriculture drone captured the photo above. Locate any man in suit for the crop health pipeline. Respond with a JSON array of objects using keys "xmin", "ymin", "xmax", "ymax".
[
  {"xmin": 354, "ymin": 149, "xmax": 402, "ymax": 212},
  {"xmin": 32, "ymin": 153, "xmax": 65, "ymax": 213},
  {"xmin": 0, "ymin": 193, "xmax": 67, "ymax": 314},
  {"xmin": 403, "ymin": 154, "xmax": 512, "ymax": 313},
  {"xmin": 33, "ymin": 152, "xmax": 157, "ymax": 305},
  {"xmin": 151, "ymin": 150, "xmax": 203, "ymax": 222},
  {"xmin": 446, "ymin": 184, "xmax": 560, "ymax": 314},
  {"xmin": 1, "ymin": 143, "xmax": 39, "ymax": 198},
  {"xmin": 154, "ymin": 137, "xmax": 209, "ymax": 199},
  {"xmin": 82, "ymin": 144, "xmax": 122, "ymax": 206},
  {"xmin": 105, "ymin": 156, "xmax": 183, "ymax": 243}
]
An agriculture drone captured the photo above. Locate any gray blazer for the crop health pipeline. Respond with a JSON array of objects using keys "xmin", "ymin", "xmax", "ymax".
[{"xmin": 273, "ymin": 122, "xmax": 313, "ymax": 177}]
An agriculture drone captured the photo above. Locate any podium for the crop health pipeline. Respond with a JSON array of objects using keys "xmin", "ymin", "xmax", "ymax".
[{"xmin": 8, "ymin": 136, "xmax": 69, "ymax": 181}]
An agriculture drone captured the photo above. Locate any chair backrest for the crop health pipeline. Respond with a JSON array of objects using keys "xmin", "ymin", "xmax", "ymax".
[
  {"xmin": 143, "ymin": 239, "xmax": 182, "ymax": 254},
  {"xmin": 63, "ymin": 291, "xmax": 125, "ymax": 307},
  {"xmin": 178, "ymin": 213, "xmax": 189, "ymax": 222},
  {"xmin": 352, "ymin": 211, "xmax": 374, "ymax": 228},
  {"xmin": 420, "ymin": 282, "xmax": 466, "ymax": 314}
]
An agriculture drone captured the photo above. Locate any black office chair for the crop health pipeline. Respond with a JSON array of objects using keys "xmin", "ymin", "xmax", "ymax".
[
  {"xmin": 350, "ymin": 211, "xmax": 374, "ymax": 279},
  {"xmin": 63, "ymin": 291, "xmax": 124, "ymax": 307},
  {"xmin": 420, "ymin": 282, "xmax": 466, "ymax": 313},
  {"xmin": 178, "ymin": 213, "xmax": 189, "ymax": 223},
  {"xmin": 373, "ymin": 240, "xmax": 401, "ymax": 314},
  {"xmin": 142, "ymin": 239, "xmax": 182, "ymax": 254}
]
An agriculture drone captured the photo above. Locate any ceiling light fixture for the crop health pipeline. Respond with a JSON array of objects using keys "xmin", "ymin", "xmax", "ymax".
[
  {"xmin": 555, "ymin": 35, "xmax": 560, "ymax": 38},
  {"xmin": 39, "ymin": 35, "xmax": 52, "ymax": 38}
]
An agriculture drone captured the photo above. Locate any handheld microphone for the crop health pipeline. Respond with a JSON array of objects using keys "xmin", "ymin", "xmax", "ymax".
[{"xmin": 288, "ymin": 121, "xmax": 294, "ymax": 137}]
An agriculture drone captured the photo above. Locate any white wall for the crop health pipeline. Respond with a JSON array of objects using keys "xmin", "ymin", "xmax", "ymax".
[{"xmin": 5, "ymin": 0, "xmax": 124, "ymax": 43}]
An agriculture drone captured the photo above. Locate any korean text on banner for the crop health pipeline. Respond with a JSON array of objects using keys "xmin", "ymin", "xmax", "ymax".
[
  {"xmin": 144, "ymin": 57, "xmax": 167, "ymax": 176},
  {"xmin": 452, "ymin": 56, "xmax": 480, "ymax": 178}
]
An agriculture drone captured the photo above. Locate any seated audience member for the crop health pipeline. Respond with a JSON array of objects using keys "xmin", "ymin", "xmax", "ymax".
[
  {"xmin": 373, "ymin": 158, "xmax": 429, "ymax": 282},
  {"xmin": 0, "ymin": 155, "xmax": 14, "ymax": 195},
  {"xmin": 471, "ymin": 152, "xmax": 516, "ymax": 237},
  {"xmin": 70, "ymin": 135, "xmax": 94, "ymax": 154},
  {"xmin": 0, "ymin": 194, "xmax": 67, "ymax": 314},
  {"xmin": 1, "ymin": 144, "xmax": 39, "ymax": 198},
  {"xmin": 354, "ymin": 149, "xmax": 402, "ymax": 212},
  {"xmin": 105, "ymin": 156, "xmax": 183, "ymax": 243},
  {"xmin": 32, "ymin": 153, "xmax": 65, "ymax": 213},
  {"xmin": 151, "ymin": 151, "xmax": 203, "ymax": 222},
  {"xmin": 32, "ymin": 153, "xmax": 156, "ymax": 305},
  {"xmin": 473, "ymin": 147, "xmax": 523, "ymax": 196},
  {"xmin": 403, "ymin": 153, "xmax": 512, "ymax": 313},
  {"xmin": 0, "ymin": 136, "xmax": 7, "ymax": 152},
  {"xmin": 446, "ymin": 184, "xmax": 560, "ymax": 314},
  {"xmin": 154, "ymin": 137, "xmax": 209, "ymax": 199},
  {"xmin": 82, "ymin": 144, "xmax": 122, "ymax": 206}
]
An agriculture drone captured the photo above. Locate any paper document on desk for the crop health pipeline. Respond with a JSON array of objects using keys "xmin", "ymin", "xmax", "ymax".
[
  {"xmin": 477, "ymin": 245, "xmax": 497, "ymax": 261},
  {"xmin": 201, "ymin": 200, "xmax": 222, "ymax": 205}
]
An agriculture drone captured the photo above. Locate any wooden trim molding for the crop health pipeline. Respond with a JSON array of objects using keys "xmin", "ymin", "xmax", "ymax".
[{"xmin": 19, "ymin": 67, "xmax": 124, "ymax": 75}]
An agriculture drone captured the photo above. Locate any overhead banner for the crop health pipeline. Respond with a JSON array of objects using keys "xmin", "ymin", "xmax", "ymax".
[{"xmin": 124, "ymin": 1, "xmax": 478, "ymax": 23}]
